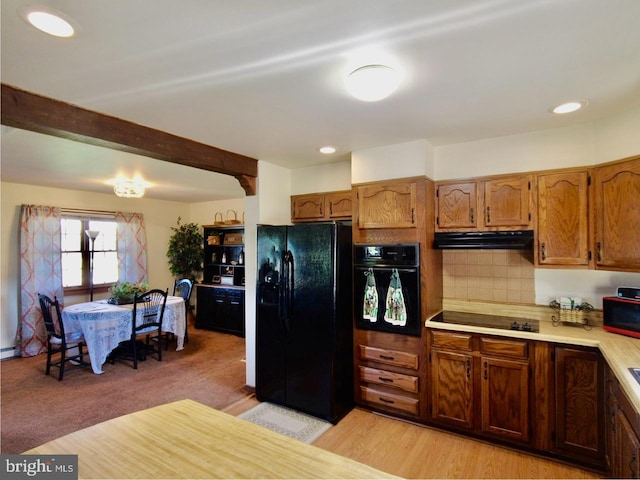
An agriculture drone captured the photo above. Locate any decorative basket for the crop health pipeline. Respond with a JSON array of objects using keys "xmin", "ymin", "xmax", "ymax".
[
  {"xmin": 224, "ymin": 209, "xmax": 242, "ymax": 225},
  {"xmin": 224, "ymin": 233, "xmax": 244, "ymax": 245},
  {"xmin": 213, "ymin": 212, "xmax": 225, "ymax": 226},
  {"xmin": 549, "ymin": 299, "xmax": 594, "ymax": 330},
  {"xmin": 207, "ymin": 235, "xmax": 221, "ymax": 245}
]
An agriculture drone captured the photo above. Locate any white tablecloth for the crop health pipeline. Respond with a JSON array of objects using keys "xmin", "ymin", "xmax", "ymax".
[{"xmin": 62, "ymin": 296, "xmax": 186, "ymax": 374}]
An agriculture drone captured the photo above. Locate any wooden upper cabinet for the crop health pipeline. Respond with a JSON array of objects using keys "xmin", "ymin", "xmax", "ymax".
[
  {"xmin": 291, "ymin": 190, "xmax": 352, "ymax": 223},
  {"xmin": 436, "ymin": 175, "xmax": 532, "ymax": 231},
  {"xmin": 483, "ymin": 175, "xmax": 532, "ymax": 227},
  {"xmin": 357, "ymin": 180, "xmax": 417, "ymax": 229},
  {"xmin": 436, "ymin": 182, "xmax": 478, "ymax": 229},
  {"xmin": 326, "ymin": 191, "xmax": 352, "ymax": 219},
  {"xmin": 594, "ymin": 156, "xmax": 640, "ymax": 271},
  {"xmin": 537, "ymin": 170, "xmax": 591, "ymax": 267},
  {"xmin": 291, "ymin": 193, "xmax": 325, "ymax": 222}
]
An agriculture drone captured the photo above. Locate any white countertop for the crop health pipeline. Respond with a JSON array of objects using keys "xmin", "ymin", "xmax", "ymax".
[{"xmin": 426, "ymin": 300, "xmax": 640, "ymax": 414}]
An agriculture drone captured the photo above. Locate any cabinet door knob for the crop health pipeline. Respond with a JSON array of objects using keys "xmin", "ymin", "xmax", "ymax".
[
  {"xmin": 596, "ymin": 242, "xmax": 602, "ymax": 262},
  {"xmin": 486, "ymin": 206, "xmax": 491, "ymax": 223},
  {"xmin": 470, "ymin": 207, "xmax": 474, "ymax": 224},
  {"xmin": 541, "ymin": 243, "xmax": 547, "ymax": 261}
]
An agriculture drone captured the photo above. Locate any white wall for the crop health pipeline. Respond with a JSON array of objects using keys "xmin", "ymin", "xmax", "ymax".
[
  {"xmin": 434, "ymin": 124, "xmax": 596, "ymax": 179},
  {"xmin": 0, "ymin": 182, "xmax": 189, "ymax": 357},
  {"xmin": 352, "ymin": 139, "xmax": 435, "ymax": 184},
  {"xmin": 290, "ymin": 161, "xmax": 351, "ymax": 194},
  {"xmin": 593, "ymin": 106, "xmax": 640, "ymax": 163},
  {"xmin": 242, "ymin": 161, "xmax": 293, "ymax": 387}
]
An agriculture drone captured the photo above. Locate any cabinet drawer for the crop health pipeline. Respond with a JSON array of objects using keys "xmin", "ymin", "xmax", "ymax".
[
  {"xmin": 479, "ymin": 337, "xmax": 528, "ymax": 359},
  {"xmin": 359, "ymin": 366, "xmax": 418, "ymax": 393},
  {"xmin": 359, "ymin": 345, "xmax": 418, "ymax": 370},
  {"xmin": 361, "ymin": 386, "xmax": 419, "ymax": 416},
  {"xmin": 430, "ymin": 330, "xmax": 473, "ymax": 351}
]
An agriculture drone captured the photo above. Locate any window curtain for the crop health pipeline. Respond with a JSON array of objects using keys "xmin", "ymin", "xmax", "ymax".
[
  {"xmin": 19, "ymin": 205, "xmax": 64, "ymax": 357},
  {"xmin": 115, "ymin": 212, "xmax": 148, "ymax": 283}
]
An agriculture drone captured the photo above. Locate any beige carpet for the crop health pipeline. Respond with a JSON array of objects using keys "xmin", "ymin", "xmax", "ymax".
[
  {"xmin": 238, "ymin": 402, "xmax": 332, "ymax": 443},
  {"xmin": 1, "ymin": 322, "xmax": 248, "ymax": 454}
]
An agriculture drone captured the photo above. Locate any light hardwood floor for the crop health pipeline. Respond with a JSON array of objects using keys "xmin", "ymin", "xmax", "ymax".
[{"xmin": 224, "ymin": 396, "xmax": 600, "ymax": 479}]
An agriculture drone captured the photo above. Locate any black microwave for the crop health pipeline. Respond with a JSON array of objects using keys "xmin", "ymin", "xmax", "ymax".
[{"xmin": 603, "ymin": 296, "xmax": 640, "ymax": 339}]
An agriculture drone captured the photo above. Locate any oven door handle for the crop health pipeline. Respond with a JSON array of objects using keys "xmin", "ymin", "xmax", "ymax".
[{"xmin": 355, "ymin": 266, "xmax": 418, "ymax": 274}]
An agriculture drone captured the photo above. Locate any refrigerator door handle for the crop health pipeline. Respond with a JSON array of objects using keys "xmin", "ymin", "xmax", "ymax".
[
  {"xmin": 282, "ymin": 250, "xmax": 294, "ymax": 331},
  {"xmin": 280, "ymin": 250, "xmax": 288, "ymax": 331},
  {"xmin": 287, "ymin": 250, "xmax": 294, "ymax": 326}
]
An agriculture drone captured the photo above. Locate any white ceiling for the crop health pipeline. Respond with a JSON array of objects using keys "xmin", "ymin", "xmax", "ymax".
[{"xmin": 2, "ymin": 0, "xmax": 639, "ymax": 202}]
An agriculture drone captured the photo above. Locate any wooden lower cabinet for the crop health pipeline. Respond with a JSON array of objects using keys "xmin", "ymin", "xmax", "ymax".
[
  {"xmin": 607, "ymin": 366, "xmax": 640, "ymax": 478},
  {"xmin": 355, "ymin": 332, "xmax": 424, "ymax": 421},
  {"xmin": 431, "ymin": 349, "xmax": 474, "ymax": 429},
  {"xmin": 616, "ymin": 409, "xmax": 640, "ymax": 478},
  {"xmin": 553, "ymin": 346, "xmax": 605, "ymax": 469},
  {"xmin": 428, "ymin": 329, "xmax": 531, "ymax": 445},
  {"xmin": 481, "ymin": 356, "xmax": 530, "ymax": 442}
]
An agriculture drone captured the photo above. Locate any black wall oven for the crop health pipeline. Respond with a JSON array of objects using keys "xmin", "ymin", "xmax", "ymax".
[{"xmin": 354, "ymin": 243, "xmax": 421, "ymax": 336}]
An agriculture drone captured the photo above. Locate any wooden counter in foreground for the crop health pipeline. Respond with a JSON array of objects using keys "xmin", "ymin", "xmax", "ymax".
[{"xmin": 25, "ymin": 399, "xmax": 398, "ymax": 479}]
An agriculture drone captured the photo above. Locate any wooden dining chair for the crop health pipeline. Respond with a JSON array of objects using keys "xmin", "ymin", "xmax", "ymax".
[
  {"xmin": 150, "ymin": 279, "xmax": 193, "ymax": 350},
  {"xmin": 108, "ymin": 288, "xmax": 168, "ymax": 369},
  {"xmin": 38, "ymin": 293, "xmax": 90, "ymax": 380}
]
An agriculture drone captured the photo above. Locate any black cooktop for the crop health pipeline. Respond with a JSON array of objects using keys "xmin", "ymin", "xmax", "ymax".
[{"xmin": 431, "ymin": 310, "xmax": 540, "ymax": 333}]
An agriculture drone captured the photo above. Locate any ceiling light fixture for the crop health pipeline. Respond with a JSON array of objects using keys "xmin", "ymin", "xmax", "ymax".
[
  {"xmin": 345, "ymin": 65, "xmax": 399, "ymax": 102},
  {"xmin": 319, "ymin": 146, "xmax": 336, "ymax": 154},
  {"xmin": 551, "ymin": 100, "xmax": 588, "ymax": 114},
  {"xmin": 19, "ymin": 6, "xmax": 76, "ymax": 37},
  {"xmin": 110, "ymin": 177, "xmax": 149, "ymax": 198}
]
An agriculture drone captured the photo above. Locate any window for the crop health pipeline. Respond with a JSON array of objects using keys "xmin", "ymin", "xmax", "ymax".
[{"xmin": 61, "ymin": 217, "xmax": 118, "ymax": 291}]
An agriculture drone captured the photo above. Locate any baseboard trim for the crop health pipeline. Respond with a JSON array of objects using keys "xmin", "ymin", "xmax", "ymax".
[{"xmin": 1, "ymin": 347, "xmax": 17, "ymax": 360}]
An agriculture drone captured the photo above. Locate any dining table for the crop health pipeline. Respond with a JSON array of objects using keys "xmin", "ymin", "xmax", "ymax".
[
  {"xmin": 61, "ymin": 296, "xmax": 186, "ymax": 374},
  {"xmin": 24, "ymin": 399, "xmax": 399, "ymax": 479}
]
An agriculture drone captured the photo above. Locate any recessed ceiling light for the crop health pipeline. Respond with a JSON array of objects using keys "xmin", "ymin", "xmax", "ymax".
[
  {"xmin": 345, "ymin": 65, "xmax": 399, "ymax": 102},
  {"xmin": 319, "ymin": 146, "xmax": 336, "ymax": 154},
  {"xmin": 19, "ymin": 6, "xmax": 76, "ymax": 37},
  {"xmin": 551, "ymin": 100, "xmax": 588, "ymax": 114}
]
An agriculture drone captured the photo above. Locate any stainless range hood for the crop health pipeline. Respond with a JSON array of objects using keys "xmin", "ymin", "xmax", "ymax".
[{"xmin": 433, "ymin": 230, "xmax": 534, "ymax": 250}]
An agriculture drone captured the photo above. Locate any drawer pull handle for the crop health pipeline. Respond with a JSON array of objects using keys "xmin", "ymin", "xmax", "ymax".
[
  {"xmin": 541, "ymin": 242, "xmax": 546, "ymax": 261},
  {"xmin": 379, "ymin": 397, "xmax": 395, "ymax": 404},
  {"xmin": 470, "ymin": 207, "xmax": 474, "ymax": 224},
  {"xmin": 379, "ymin": 355, "xmax": 395, "ymax": 361},
  {"xmin": 484, "ymin": 361, "xmax": 488, "ymax": 380},
  {"xmin": 378, "ymin": 377, "xmax": 394, "ymax": 383}
]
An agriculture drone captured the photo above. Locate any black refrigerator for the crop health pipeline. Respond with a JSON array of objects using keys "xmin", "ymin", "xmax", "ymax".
[{"xmin": 256, "ymin": 222, "xmax": 353, "ymax": 424}]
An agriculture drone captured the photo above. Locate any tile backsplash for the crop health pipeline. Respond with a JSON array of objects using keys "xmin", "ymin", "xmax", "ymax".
[{"xmin": 443, "ymin": 250, "xmax": 535, "ymax": 304}]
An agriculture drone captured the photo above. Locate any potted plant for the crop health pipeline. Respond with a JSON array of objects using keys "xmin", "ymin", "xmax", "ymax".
[
  {"xmin": 166, "ymin": 217, "xmax": 203, "ymax": 281},
  {"xmin": 108, "ymin": 281, "xmax": 149, "ymax": 304}
]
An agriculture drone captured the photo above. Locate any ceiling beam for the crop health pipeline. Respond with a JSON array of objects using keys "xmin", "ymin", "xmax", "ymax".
[{"xmin": 1, "ymin": 84, "xmax": 257, "ymax": 196}]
